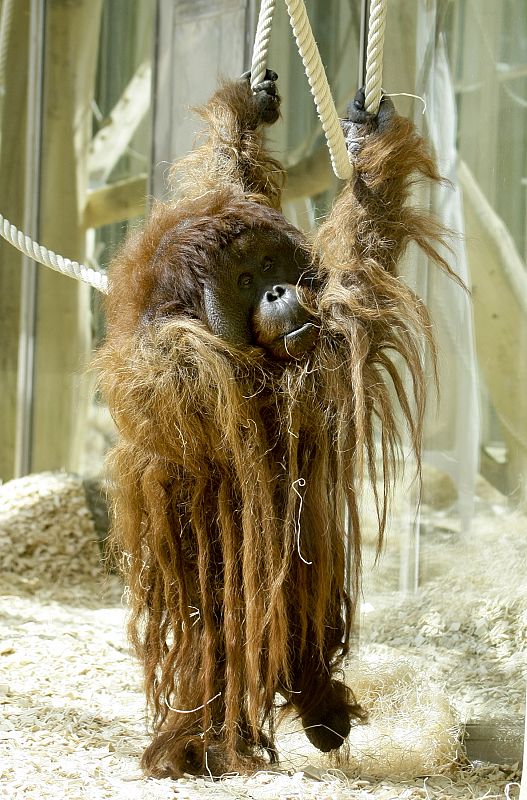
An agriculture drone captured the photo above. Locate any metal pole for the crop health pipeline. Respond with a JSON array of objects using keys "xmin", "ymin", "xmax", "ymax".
[
  {"xmin": 244, "ymin": 0, "xmax": 260, "ymax": 70},
  {"xmin": 358, "ymin": 0, "xmax": 370, "ymax": 89},
  {"xmin": 14, "ymin": 0, "xmax": 46, "ymax": 477},
  {"xmin": 345, "ymin": 0, "xmax": 372, "ymax": 613}
]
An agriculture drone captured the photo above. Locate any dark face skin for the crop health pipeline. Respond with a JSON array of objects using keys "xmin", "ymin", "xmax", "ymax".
[{"xmin": 203, "ymin": 227, "xmax": 319, "ymax": 360}]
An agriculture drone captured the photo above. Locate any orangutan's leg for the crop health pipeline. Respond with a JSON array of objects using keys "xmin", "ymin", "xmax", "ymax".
[
  {"xmin": 294, "ymin": 675, "xmax": 355, "ymax": 752},
  {"xmin": 285, "ymin": 611, "xmax": 364, "ymax": 753}
]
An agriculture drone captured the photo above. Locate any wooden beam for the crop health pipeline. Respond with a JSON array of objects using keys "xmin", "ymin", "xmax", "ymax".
[
  {"xmin": 83, "ymin": 174, "xmax": 147, "ymax": 229},
  {"xmin": 88, "ymin": 60, "xmax": 151, "ymax": 185},
  {"xmin": 459, "ymin": 158, "xmax": 527, "ymax": 502}
]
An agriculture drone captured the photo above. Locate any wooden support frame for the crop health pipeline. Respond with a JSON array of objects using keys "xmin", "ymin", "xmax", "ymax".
[
  {"xmin": 83, "ymin": 174, "xmax": 147, "ymax": 229},
  {"xmin": 88, "ymin": 60, "xmax": 151, "ymax": 186}
]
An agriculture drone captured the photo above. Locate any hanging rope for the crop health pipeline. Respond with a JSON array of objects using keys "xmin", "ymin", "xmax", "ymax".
[
  {"xmin": 250, "ymin": 0, "xmax": 276, "ymax": 89},
  {"xmin": 283, "ymin": 0, "xmax": 353, "ymax": 180},
  {"xmin": 0, "ymin": 213, "xmax": 109, "ymax": 293},
  {"xmin": 364, "ymin": 0, "xmax": 387, "ymax": 114},
  {"xmin": 250, "ymin": 0, "xmax": 388, "ymax": 177}
]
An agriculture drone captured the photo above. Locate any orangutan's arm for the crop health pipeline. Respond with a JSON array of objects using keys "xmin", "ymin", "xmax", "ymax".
[
  {"xmin": 315, "ymin": 89, "xmax": 447, "ymax": 275},
  {"xmin": 173, "ymin": 71, "xmax": 285, "ymax": 208}
]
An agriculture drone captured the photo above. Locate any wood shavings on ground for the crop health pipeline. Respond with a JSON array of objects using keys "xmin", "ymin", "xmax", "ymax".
[
  {"xmin": 0, "ymin": 471, "xmax": 103, "ymax": 588},
  {"xmin": 362, "ymin": 493, "xmax": 527, "ymax": 726},
  {"xmin": 0, "ymin": 472, "xmax": 523, "ymax": 799}
]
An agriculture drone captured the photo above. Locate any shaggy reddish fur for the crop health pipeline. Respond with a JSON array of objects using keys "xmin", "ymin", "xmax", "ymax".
[{"xmin": 96, "ymin": 78, "xmax": 454, "ymax": 778}]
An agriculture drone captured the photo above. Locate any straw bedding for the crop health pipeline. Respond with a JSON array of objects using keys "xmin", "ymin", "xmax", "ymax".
[{"xmin": 0, "ymin": 471, "xmax": 522, "ymax": 798}]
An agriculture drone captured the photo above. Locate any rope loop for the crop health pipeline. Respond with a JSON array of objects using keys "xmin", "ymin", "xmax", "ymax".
[{"xmin": 0, "ymin": 213, "xmax": 109, "ymax": 293}]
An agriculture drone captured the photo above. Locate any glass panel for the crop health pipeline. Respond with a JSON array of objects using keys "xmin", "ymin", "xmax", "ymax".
[
  {"xmin": 1, "ymin": 0, "xmax": 524, "ymax": 789},
  {"xmin": 90, "ymin": 0, "xmax": 155, "ymax": 267},
  {"xmin": 150, "ymin": 0, "xmax": 249, "ymax": 198},
  {"xmin": 270, "ymin": 0, "xmax": 526, "ymax": 774},
  {"xmin": 359, "ymin": 0, "xmax": 527, "ymax": 769}
]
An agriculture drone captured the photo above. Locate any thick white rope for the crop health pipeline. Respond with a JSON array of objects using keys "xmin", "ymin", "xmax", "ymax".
[
  {"xmin": 0, "ymin": 213, "xmax": 109, "ymax": 293},
  {"xmin": 283, "ymin": 0, "xmax": 353, "ymax": 180},
  {"xmin": 364, "ymin": 0, "xmax": 387, "ymax": 114},
  {"xmin": 250, "ymin": 0, "xmax": 276, "ymax": 89}
]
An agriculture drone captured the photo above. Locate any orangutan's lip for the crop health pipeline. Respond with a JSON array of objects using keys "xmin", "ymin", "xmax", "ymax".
[{"xmin": 282, "ymin": 321, "xmax": 319, "ymax": 355}]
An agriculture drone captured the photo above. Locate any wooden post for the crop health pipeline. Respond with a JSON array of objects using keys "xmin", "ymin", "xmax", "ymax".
[
  {"xmin": 30, "ymin": 0, "xmax": 103, "ymax": 474},
  {"xmin": 0, "ymin": 1, "xmax": 29, "ymax": 481}
]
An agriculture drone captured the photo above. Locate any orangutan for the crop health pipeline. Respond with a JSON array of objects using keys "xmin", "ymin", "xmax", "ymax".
[{"xmin": 97, "ymin": 70, "xmax": 453, "ymax": 777}]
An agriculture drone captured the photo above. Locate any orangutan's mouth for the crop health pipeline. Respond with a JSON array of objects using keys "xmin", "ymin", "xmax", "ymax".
[{"xmin": 282, "ymin": 321, "xmax": 319, "ymax": 358}]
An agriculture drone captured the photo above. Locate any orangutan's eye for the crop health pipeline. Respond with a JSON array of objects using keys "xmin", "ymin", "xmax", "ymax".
[{"xmin": 238, "ymin": 273, "xmax": 253, "ymax": 288}]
